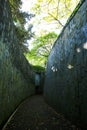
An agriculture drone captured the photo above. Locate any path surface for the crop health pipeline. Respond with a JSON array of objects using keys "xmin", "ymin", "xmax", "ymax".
[{"xmin": 2, "ymin": 95, "xmax": 80, "ymax": 130}]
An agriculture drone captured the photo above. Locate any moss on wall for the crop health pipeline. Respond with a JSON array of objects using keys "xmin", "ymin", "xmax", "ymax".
[
  {"xmin": 0, "ymin": 0, "xmax": 35, "ymax": 128},
  {"xmin": 44, "ymin": 0, "xmax": 87, "ymax": 128}
]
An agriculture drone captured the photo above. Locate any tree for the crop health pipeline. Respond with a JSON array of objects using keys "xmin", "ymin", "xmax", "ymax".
[
  {"xmin": 25, "ymin": 0, "xmax": 80, "ymax": 69},
  {"xmin": 31, "ymin": 0, "xmax": 80, "ymax": 29},
  {"xmin": 25, "ymin": 32, "xmax": 58, "ymax": 68},
  {"xmin": 9, "ymin": 0, "xmax": 35, "ymax": 52}
]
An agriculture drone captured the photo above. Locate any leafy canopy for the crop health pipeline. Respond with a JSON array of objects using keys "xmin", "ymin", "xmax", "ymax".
[
  {"xmin": 25, "ymin": 0, "xmax": 80, "ymax": 70},
  {"xmin": 9, "ymin": 0, "xmax": 34, "ymax": 52},
  {"xmin": 25, "ymin": 32, "xmax": 58, "ymax": 68},
  {"xmin": 32, "ymin": 0, "xmax": 80, "ymax": 29}
]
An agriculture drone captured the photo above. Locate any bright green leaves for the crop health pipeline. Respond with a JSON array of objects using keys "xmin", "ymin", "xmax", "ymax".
[
  {"xmin": 31, "ymin": 0, "xmax": 80, "ymax": 28},
  {"xmin": 25, "ymin": 0, "xmax": 80, "ymax": 69},
  {"xmin": 25, "ymin": 32, "xmax": 58, "ymax": 68}
]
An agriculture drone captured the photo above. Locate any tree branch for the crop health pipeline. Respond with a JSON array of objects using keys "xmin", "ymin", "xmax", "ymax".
[
  {"xmin": 64, "ymin": 0, "xmax": 71, "ymax": 12},
  {"xmin": 38, "ymin": 51, "xmax": 48, "ymax": 57},
  {"xmin": 48, "ymin": 12, "xmax": 64, "ymax": 27}
]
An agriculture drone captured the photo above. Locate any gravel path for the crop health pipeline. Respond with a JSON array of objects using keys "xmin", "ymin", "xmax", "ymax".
[{"xmin": 2, "ymin": 95, "xmax": 81, "ymax": 130}]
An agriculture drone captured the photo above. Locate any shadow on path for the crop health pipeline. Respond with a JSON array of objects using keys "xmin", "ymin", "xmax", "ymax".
[{"xmin": 2, "ymin": 95, "xmax": 81, "ymax": 130}]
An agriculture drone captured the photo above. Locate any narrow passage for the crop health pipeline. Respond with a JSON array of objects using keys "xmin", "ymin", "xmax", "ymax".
[{"xmin": 2, "ymin": 95, "xmax": 80, "ymax": 130}]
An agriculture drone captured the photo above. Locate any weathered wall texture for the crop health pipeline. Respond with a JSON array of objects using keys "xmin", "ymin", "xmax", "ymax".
[
  {"xmin": 0, "ymin": 0, "xmax": 35, "ymax": 128},
  {"xmin": 44, "ymin": 0, "xmax": 87, "ymax": 128}
]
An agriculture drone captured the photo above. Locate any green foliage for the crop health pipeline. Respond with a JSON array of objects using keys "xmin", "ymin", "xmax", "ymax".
[
  {"xmin": 25, "ymin": 0, "xmax": 80, "ymax": 69},
  {"xmin": 9, "ymin": 0, "xmax": 34, "ymax": 52},
  {"xmin": 31, "ymin": 0, "xmax": 80, "ymax": 28},
  {"xmin": 32, "ymin": 65, "xmax": 45, "ymax": 72},
  {"xmin": 25, "ymin": 32, "xmax": 58, "ymax": 68},
  {"xmin": 15, "ymin": 24, "xmax": 34, "ymax": 52}
]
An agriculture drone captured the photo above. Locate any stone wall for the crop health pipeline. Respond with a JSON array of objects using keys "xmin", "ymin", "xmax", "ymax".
[
  {"xmin": 44, "ymin": 0, "xmax": 87, "ymax": 128},
  {"xmin": 0, "ymin": 0, "xmax": 35, "ymax": 128}
]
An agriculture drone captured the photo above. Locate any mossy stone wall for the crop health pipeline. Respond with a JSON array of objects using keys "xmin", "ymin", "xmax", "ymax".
[
  {"xmin": 0, "ymin": 0, "xmax": 35, "ymax": 128},
  {"xmin": 44, "ymin": 0, "xmax": 87, "ymax": 128}
]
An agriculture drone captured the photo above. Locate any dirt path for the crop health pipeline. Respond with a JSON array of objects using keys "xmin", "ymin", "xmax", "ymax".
[{"xmin": 2, "ymin": 95, "xmax": 80, "ymax": 130}]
